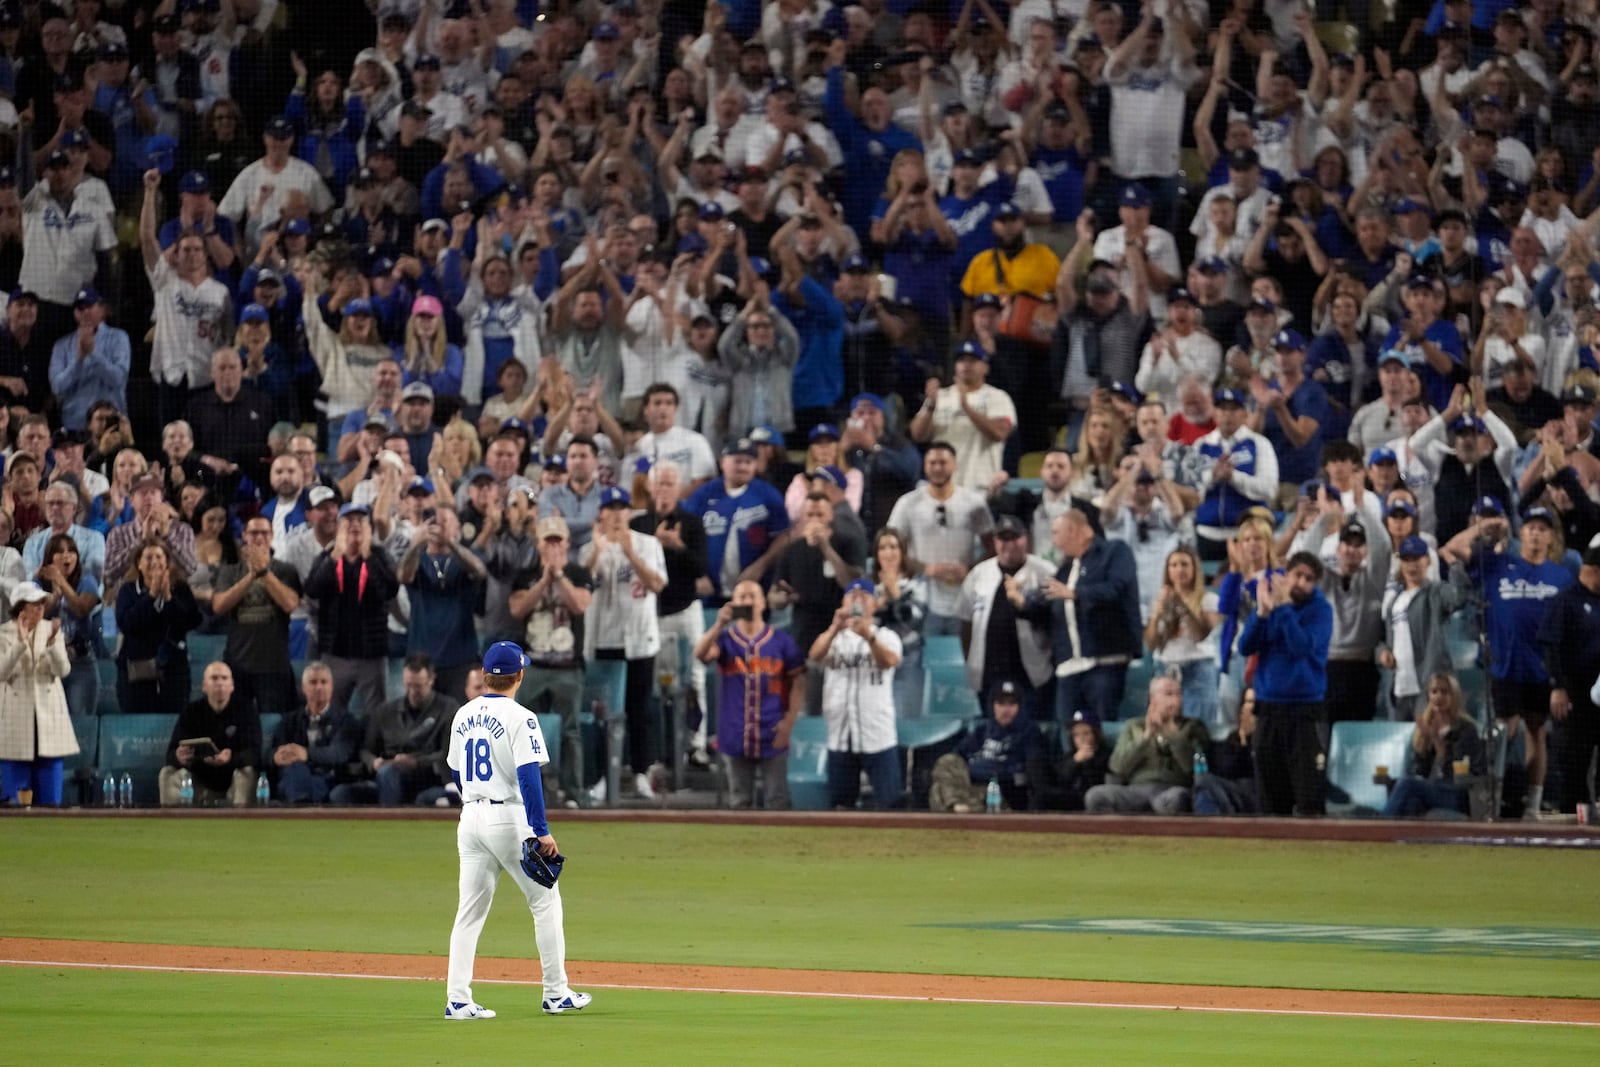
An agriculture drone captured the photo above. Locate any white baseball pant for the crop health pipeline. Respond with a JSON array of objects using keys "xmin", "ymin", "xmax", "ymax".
[{"xmin": 447, "ymin": 800, "xmax": 572, "ymax": 1004}]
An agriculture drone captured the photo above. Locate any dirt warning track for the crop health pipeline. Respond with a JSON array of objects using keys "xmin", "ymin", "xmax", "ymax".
[{"xmin": 1, "ymin": 938, "xmax": 1595, "ymax": 1027}]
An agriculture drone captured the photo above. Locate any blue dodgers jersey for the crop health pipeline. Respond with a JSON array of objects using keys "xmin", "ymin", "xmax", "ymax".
[
  {"xmin": 1478, "ymin": 553, "xmax": 1573, "ymax": 683},
  {"xmin": 686, "ymin": 479, "xmax": 790, "ymax": 584},
  {"xmin": 1194, "ymin": 436, "xmax": 1266, "ymax": 529}
]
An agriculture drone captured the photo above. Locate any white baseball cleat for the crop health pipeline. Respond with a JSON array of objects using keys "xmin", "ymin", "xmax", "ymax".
[
  {"xmin": 541, "ymin": 991, "xmax": 592, "ymax": 1015},
  {"xmin": 445, "ymin": 1001, "xmax": 496, "ymax": 1019}
]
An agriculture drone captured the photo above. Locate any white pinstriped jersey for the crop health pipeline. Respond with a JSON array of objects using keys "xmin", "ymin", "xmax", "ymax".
[{"xmin": 447, "ymin": 694, "xmax": 549, "ymax": 811}]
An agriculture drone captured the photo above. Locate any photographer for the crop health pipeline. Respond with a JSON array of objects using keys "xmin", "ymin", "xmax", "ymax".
[
  {"xmin": 1441, "ymin": 503, "xmax": 1574, "ymax": 819},
  {"xmin": 811, "ymin": 578, "xmax": 903, "ymax": 810}
]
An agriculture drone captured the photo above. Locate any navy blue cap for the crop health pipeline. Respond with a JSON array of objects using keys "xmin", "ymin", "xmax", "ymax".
[
  {"xmin": 1386, "ymin": 499, "xmax": 1418, "ymax": 519},
  {"xmin": 597, "ymin": 486, "xmax": 630, "ymax": 508},
  {"xmin": 748, "ymin": 256, "xmax": 775, "ymax": 279},
  {"xmin": 283, "ymin": 218, "xmax": 311, "ymax": 236},
  {"xmin": 368, "ymin": 257, "xmax": 396, "ymax": 277},
  {"xmin": 592, "ymin": 20, "xmax": 619, "ymax": 41},
  {"xmin": 0, "ymin": 167, "xmax": 14, "ymax": 187},
  {"xmin": 973, "ymin": 292, "xmax": 1002, "ymax": 311},
  {"xmin": 1120, "ymin": 184, "xmax": 1151, "ymax": 209},
  {"xmin": 944, "ymin": 100, "xmax": 970, "ymax": 116},
  {"xmin": 808, "ymin": 423, "xmax": 840, "ymax": 441},
  {"xmin": 407, "ymin": 475, "xmax": 435, "ymax": 495},
  {"xmin": 1472, "ymin": 495, "xmax": 1505, "ymax": 516},
  {"xmin": 239, "ymin": 302, "xmax": 269, "ymax": 324},
  {"xmin": 483, "ymin": 640, "xmax": 530, "ymax": 675},
  {"xmin": 1248, "ymin": 296, "xmax": 1276, "ymax": 314},
  {"xmin": 543, "ymin": 453, "xmax": 567, "ymax": 470},
  {"xmin": 769, "ymin": 76, "xmax": 795, "ymax": 94},
  {"xmin": 412, "ymin": 53, "xmax": 442, "ymax": 70},
  {"xmin": 343, "ymin": 297, "xmax": 373, "ymax": 317},
  {"xmin": 1522, "ymin": 505, "xmax": 1557, "ymax": 527},
  {"xmin": 844, "ymin": 576, "xmax": 876, "ymax": 596},
  {"xmin": 1111, "ymin": 381, "xmax": 1143, "ymax": 405},
  {"xmin": 993, "ymin": 680, "xmax": 1024, "ymax": 702},
  {"xmin": 1169, "ymin": 286, "xmax": 1197, "ymax": 305},
  {"xmin": 1368, "ymin": 446, "xmax": 1397, "ymax": 465},
  {"xmin": 339, "ymin": 502, "xmax": 371, "ymax": 519},
  {"xmin": 1227, "ymin": 147, "xmax": 1260, "ymax": 169},
  {"xmin": 1273, "ymin": 328, "xmax": 1307, "ymax": 351},
  {"xmin": 851, "ymin": 392, "xmax": 883, "ymax": 412},
  {"xmin": 10, "ymin": 286, "xmax": 38, "ymax": 302},
  {"xmin": 994, "ymin": 201, "xmax": 1023, "ymax": 219},
  {"xmin": 72, "ymin": 287, "xmax": 103, "ymax": 309},
  {"xmin": 1214, "ymin": 387, "xmax": 1247, "ymax": 407},
  {"xmin": 43, "ymin": 149, "xmax": 70, "ymax": 169},
  {"xmin": 60, "ymin": 129, "xmax": 89, "ymax": 149},
  {"xmin": 952, "ymin": 148, "xmax": 981, "ymax": 167},
  {"xmin": 178, "ymin": 170, "xmax": 210, "ymax": 194},
  {"xmin": 747, "ymin": 425, "xmax": 782, "ymax": 445},
  {"xmin": 353, "ymin": 166, "xmax": 378, "ymax": 186},
  {"xmin": 723, "ymin": 437, "xmax": 759, "ymax": 458},
  {"xmin": 698, "ymin": 201, "xmax": 724, "ymax": 220},
  {"xmin": 842, "ymin": 251, "xmax": 870, "ymax": 273},
  {"xmin": 955, "ymin": 340, "xmax": 988, "ymax": 361},
  {"xmin": 677, "ymin": 233, "xmax": 709, "ymax": 256},
  {"xmin": 1449, "ymin": 415, "xmax": 1488, "ymax": 435},
  {"xmin": 1195, "ymin": 255, "xmax": 1229, "ymax": 273},
  {"xmin": 807, "ymin": 464, "xmax": 846, "ymax": 490},
  {"xmin": 1397, "ymin": 535, "xmax": 1429, "ymax": 559},
  {"xmin": 264, "ymin": 115, "xmax": 295, "ymax": 139}
]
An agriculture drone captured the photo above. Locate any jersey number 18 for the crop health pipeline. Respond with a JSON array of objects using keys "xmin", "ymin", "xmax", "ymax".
[{"xmin": 462, "ymin": 738, "xmax": 493, "ymax": 781}]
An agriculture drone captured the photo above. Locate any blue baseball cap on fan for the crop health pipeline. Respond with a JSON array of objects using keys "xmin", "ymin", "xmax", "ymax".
[
  {"xmin": 483, "ymin": 641, "xmax": 531, "ymax": 675},
  {"xmin": 1397, "ymin": 536, "xmax": 1430, "ymax": 559},
  {"xmin": 844, "ymin": 577, "xmax": 875, "ymax": 596}
]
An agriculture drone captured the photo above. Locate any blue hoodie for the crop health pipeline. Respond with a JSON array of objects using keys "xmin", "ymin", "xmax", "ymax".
[{"xmin": 1237, "ymin": 588, "xmax": 1333, "ymax": 703}]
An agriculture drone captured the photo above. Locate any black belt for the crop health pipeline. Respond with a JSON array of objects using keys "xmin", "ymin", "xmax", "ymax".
[{"xmin": 470, "ymin": 798, "xmax": 505, "ymax": 805}]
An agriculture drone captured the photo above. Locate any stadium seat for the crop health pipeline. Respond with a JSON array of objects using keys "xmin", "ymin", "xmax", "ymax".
[
  {"xmin": 581, "ymin": 660, "xmax": 627, "ymax": 719},
  {"xmin": 1101, "ymin": 719, "xmax": 1124, "ymax": 749},
  {"xmin": 1326, "ymin": 721, "xmax": 1415, "ymax": 816},
  {"xmin": 64, "ymin": 714, "xmax": 102, "ymax": 805},
  {"xmin": 257, "ymin": 713, "xmax": 282, "ymax": 769},
  {"xmin": 1003, "ymin": 477, "xmax": 1044, "ymax": 495},
  {"xmin": 1116, "ymin": 659, "xmax": 1158, "ymax": 720},
  {"xmin": 921, "ymin": 663, "xmax": 980, "ymax": 719},
  {"xmin": 95, "ymin": 660, "xmax": 121, "ymax": 715},
  {"xmin": 1445, "ymin": 609, "xmax": 1480, "ymax": 671},
  {"xmin": 187, "ymin": 633, "xmax": 227, "ymax": 670},
  {"xmin": 97, "ymin": 714, "xmax": 179, "ymax": 806},
  {"xmin": 902, "ymin": 715, "xmax": 967, "ymax": 808},
  {"xmin": 1456, "ymin": 668, "xmax": 1487, "ymax": 724},
  {"xmin": 537, "ymin": 713, "xmax": 562, "ymax": 770},
  {"xmin": 922, "ymin": 634, "xmax": 964, "ymax": 668},
  {"xmin": 787, "ymin": 716, "xmax": 830, "ymax": 810}
]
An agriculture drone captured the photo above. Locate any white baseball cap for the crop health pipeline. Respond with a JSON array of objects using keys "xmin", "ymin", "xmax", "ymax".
[{"xmin": 9, "ymin": 581, "xmax": 49, "ymax": 608}]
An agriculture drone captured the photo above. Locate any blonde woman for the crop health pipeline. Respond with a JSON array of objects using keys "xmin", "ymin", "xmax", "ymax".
[
  {"xmin": 398, "ymin": 295, "xmax": 464, "ymax": 397},
  {"xmin": 304, "ymin": 286, "xmax": 392, "ymax": 427},
  {"xmin": 88, "ymin": 447, "xmax": 149, "ymax": 535},
  {"xmin": 1216, "ymin": 513, "xmax": 1281, "ymax": 719},
  {"xmin": 0, "ymin": 582, "xmax": 76, "ymax": 806},
  {"xmin": 783, "ymin": 423, "xmax": 864, "ymax": 521},
  {"xmin": 868, "ymin": 149, "xmax": 932, "ymax": 246},
  {"xmin": 438, "ymin": 418, "xmax": 483, "ymax": 487},
  {"xmin": 1381, "ymin": 672, "xmax": 1483, "ymax": 818},
  {"xmin": 1070, "ymin": 408, "xmax": 1124, "ymax": 505},
  {"xmin": 1144, "ymin": 546, "xmax": 1223, "ymax": 722}
]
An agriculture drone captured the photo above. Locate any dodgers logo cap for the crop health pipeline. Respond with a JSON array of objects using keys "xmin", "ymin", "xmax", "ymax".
[{"xmin": 483, "ymin": 641, "xmax": 531, "ymax": 675}]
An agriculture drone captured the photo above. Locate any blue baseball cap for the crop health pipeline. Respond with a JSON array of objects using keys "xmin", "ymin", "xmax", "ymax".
[
  {"xmin": 412, "ymin": 53, "xmax": 442, "ymax": 71},
  {"xmin": 1367, "ymin": 446, "xmax": 1397, "ymax": 465},
  {"xmin": 283, "ymin": 217, "xmax": 312, "ymax": 236},
  {"xmin": 60, "ymin": 129, "xmax": 89, "ymax": 149},
  {"xmin": 747, "ymin": 425, "xmax": 782, "ymax": 446},
  {"xmin": 955, "ymin": 340, "xmax": 988, "ymax": 361},
  {"xmin": 73, "ymin": 287, "xmax": 103, "ymax": 309},
  {"xmin": 483, "ymin": 640, "xmax": 531, "ymax": 675},
  {"xmin": 1120, "ymin": 184, "xmax": 1151, "ymax": 209},
  {"xmin": 1522, "ymin": 505, "xmax": 1557, "ymax": 527},
  {"xmin": 677, "ymin": 233, "xmax": 709, "ymax": 256},
  {"xmin": 1273, "ymin": 328, "xmax": 1307, "ymax": 351},
  {"xmin": 748, "ymin": 256, "xmax": 775, "ymax": 279},
  {"xmin": 807, "ymin": 465, "xmax": 846, "ymax": 490},
  {"xmin": 1397, "ymin": 535, "xmax": 1430, "ymax": 559},
  {"xmin": 973, "ymin": 292, "xmax": 1002, "ymax": 311},
  {"xmin": 406, "ymin": 475, "xmax": 435, "ymax": 495},
  {"xmin": 597, "ymin": 486, "xmax": 631, "ymax": 509},
  {"xmin": 1195, "ymin": 256, "xmax": 1229, "ymax": 274},
  {"xmin": 1472, "ymin": 495, "xmax": 1505, "ymax": 516},
  {"xmin": 1110, "ymin": 381, "xmax": 1143, "ymax": 405},
  {"xmin": 368, "ymin": 256, "xmax": 396, "ymax": 277},
  {"xmin": 338, "ymin": 502, "xmax": 371, "ymax": 519},
  {"xmin": 723, "ymin": 437, "xmax": 759, "ymax": 458},
  {"xmin": 697, "ymin": 201, "xmax": 724, "ymax": 220},
  {"xmin": 850, "ymin": 392, "xmax": 883, "ymax": 412},
  {"xmin": 1385, "ymin": 499, "xmax": 1418, "ymax": 519},
  {"xmin": 994, "ymin": 201, "xmax": 1023, "ymax": 219},
  {"xmin": 543, "ymin": 453, "xmax": 567, "ymax": 470},
  {"xmin": 1393, "ymin": 198, "xmax": 1429, "ymax": 215},
  {"xmin": 239, "ymin": 303, "xmax": 269, "ymax": 324},
  {"xmin": 809, "ymin": 423, "xmax": 840, "ymax": 441},
  {"xmin": 842, "ymin": 251, "xmax": 870, "ymax": 273},
  {"xmin": 1449, "ymin": 415, "xmax": 1488, "ymax": 436},
  {"xmin": 264, "ymin": 115, "xmax": 296, "ymax": 140},
  {"xmin": 343, "ymin": 297, "xmax": 373, "ymax": 317},
  {"xmin": 1377, "ymin": 348, "xmax": 1410, "ymax": 366},
  {"xmin": 592, "ymin": 20, "xmax": 620, "ymax": 40},
  {"xmin": 178, "ymin": 170, "xmax": 210, "ymax": 194},
  {"xmin": 952, "ymin": 148, "xmax": 982, "ymax": 166},
  {"xmin": 1214, "ymin": 387, "xmax": 1247, "ymax": 407},
  {"xmin": 1169, "ymin": 286, "xmax": 1197, "ymax": 305},
  {"xmin": 1248, "ymin": 296, "xmax": 1277, "ymax": 314},
  {"xmin": 844, "ymin": 577, "xmax": 876, "ymax": 596}
]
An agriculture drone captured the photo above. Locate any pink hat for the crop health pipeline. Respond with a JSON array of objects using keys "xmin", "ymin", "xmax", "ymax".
[{"xmin": 411, "ymin": 294, "xmax": 443, "ymax": 317}]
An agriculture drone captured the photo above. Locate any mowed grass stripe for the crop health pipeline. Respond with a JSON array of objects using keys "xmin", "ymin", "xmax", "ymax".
[{"xmin": 3, "ymin": 969, "xmax": 1598, "ymax": 1067}]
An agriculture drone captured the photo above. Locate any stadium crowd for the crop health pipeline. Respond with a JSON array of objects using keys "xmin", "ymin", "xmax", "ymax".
[{"xmin": 0, "ymin": 0, "xmax": 1599, "ymax": 821}]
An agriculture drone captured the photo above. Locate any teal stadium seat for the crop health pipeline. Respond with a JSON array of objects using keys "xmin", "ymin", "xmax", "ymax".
[
  {"xmin": 1456, "ymin": 668, "xmax": 1487, "ymax": 723},
  {"xmin": 97, "ymin": 714, "xmax": 178, "ymax": 806},
  {"xmin": 921, "ymin": 663, "xmax": 980, "ymax": 718},
  {"xmin": 922, "ymin": 634, "xmax": 964, "ymax": 668},
  {"xmin": 787, "ymin": 716, "xmax": 830, "ymax": 810},
  {"xmin": 1116, "ymin": 659, "xmax": 1158, "ymax": 720},
  {"xmin": 95, "ymin": 659, "xmax": 120, "ymax": 714},
  {"xmin": 537, "ymin": 713, "xmax": 562, "ymax": 770},
  {"xmin": 581, "ymin": 660, "xmax": 627, "ymax": 719},
  {"xmin": 65, "ymin": 714, "xmax": 101, "ymax": 804},
  {"xmin": 1326, "ymin": 721, "xmax": 1415, "ymax": 816},
  {"xmin": 257, "ymin": 713, "xmax": 282, "ymax": 769},
  {"xmin": 1101, "ymin": 720, "xmax": 1125, "ymax": 749},
  {"xmin": 903, "ymin": 715, "xmax": 967, "ymax": 808}
]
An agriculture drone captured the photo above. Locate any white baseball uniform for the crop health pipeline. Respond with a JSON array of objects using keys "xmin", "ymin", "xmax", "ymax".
[{"xmin": 445, "ymin": 691, "xmax": 574, "ymax": 1005}]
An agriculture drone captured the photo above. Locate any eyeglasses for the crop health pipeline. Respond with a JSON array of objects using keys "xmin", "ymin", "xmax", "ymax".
[{"xmin": 936, "ymin": 504, "xmax": 947, "ymax": 527}]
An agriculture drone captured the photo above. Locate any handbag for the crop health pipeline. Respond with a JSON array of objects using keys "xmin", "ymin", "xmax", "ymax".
[
  {"xmin": 990, "ymin": 249, "xmax": 1058, "ymax": 347},
  {"xmin": 126, "ymin": 658, "xmax": 159, "ymax": 683}
]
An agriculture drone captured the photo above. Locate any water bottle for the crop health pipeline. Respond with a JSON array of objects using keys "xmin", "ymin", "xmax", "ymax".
[
  {"xmin": 1193, "ymin": 750, "xmax": 1209, "ymax": 778},
  {"xmin": 178, "ymin": 770, "xmax": 193, "ymax": 807},
  {"xmin": 101, "ymin": 773, "xmax": 117, "ymax": 808},
  {"xmin": 984, "ymin": 778, "xmax": 1001, "ymax": 814},
  {"xmin": 256, "ymin": 773, "xmax": 270, "ymax": 806},
  {"xmin": 118, "ymin": 772, "xmax": 133, "ymax": 809}
]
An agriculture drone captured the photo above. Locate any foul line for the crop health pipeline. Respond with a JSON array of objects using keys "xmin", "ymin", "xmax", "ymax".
[{"xmin": 2, "ymin": 956, "xmax": 1594, "ymax": 1028}]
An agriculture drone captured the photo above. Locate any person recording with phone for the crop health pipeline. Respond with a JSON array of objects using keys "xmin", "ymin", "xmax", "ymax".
[
  {"xmin": 811, "ymin": 578, "xmax": 902, "ymax": 810},
  {"xmin": 397, "ymin": 506, "xmax": 486, "ymax": 702},
  {"xmin": 1404, "ymin": 379, "xmax": 1517, "ymax": 548}
]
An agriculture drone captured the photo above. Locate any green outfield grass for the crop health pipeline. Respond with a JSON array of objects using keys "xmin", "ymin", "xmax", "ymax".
[
  {"xmin": 3, "ymin": 819, "xmax": 1594, "ymax": 998},
  {"xmin": 1, "ymin": 969, "xmax": 1594, "ymax": 1067}
]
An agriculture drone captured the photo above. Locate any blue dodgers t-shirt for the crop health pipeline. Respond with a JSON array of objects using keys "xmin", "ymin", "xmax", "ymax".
[
  {"xmin": 1473, "ymin": 549, "xmax": 1573, "ymax": 684},
  {"xmin": 1261, "ymin": 378, "xmax": 1331, "ymax": 485},
  {"xmin": 1382, "ymin": 318, "xmax": 1466, "ymax": 412},
  {"xmin": 684, "ymin": 477, "xmax": 790, "ymax": 598}
]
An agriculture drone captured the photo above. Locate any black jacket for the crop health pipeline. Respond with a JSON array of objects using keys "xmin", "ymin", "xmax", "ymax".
[
  {"xmin": 271, "ymin": 703, "xmax": 364, "ymax": 783},
  {"xmin": 304, "ymin": 549, "xmax": 399, "ymax": 660},
  {"xmin": 166, "ymin": 694, "xmax": 262, "ymax": 793},
  {"xmin": 116, "ymin": 580, "xmax": 203, "ymax": 664},
  {"xmin": 631, "ymin": 506, "xmax": 708, "ymax": 617}
]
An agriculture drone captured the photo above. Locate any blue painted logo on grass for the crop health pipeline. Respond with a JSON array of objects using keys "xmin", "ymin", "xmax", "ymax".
[{"xmin": 932, "ymin": 919, "xmax": 1600, "ymax": 960}]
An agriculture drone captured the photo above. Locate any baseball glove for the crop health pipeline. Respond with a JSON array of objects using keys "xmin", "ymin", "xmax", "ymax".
[{"xmin": 520, "ymin": 838, "xmax": 566, "ymax": 888}]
